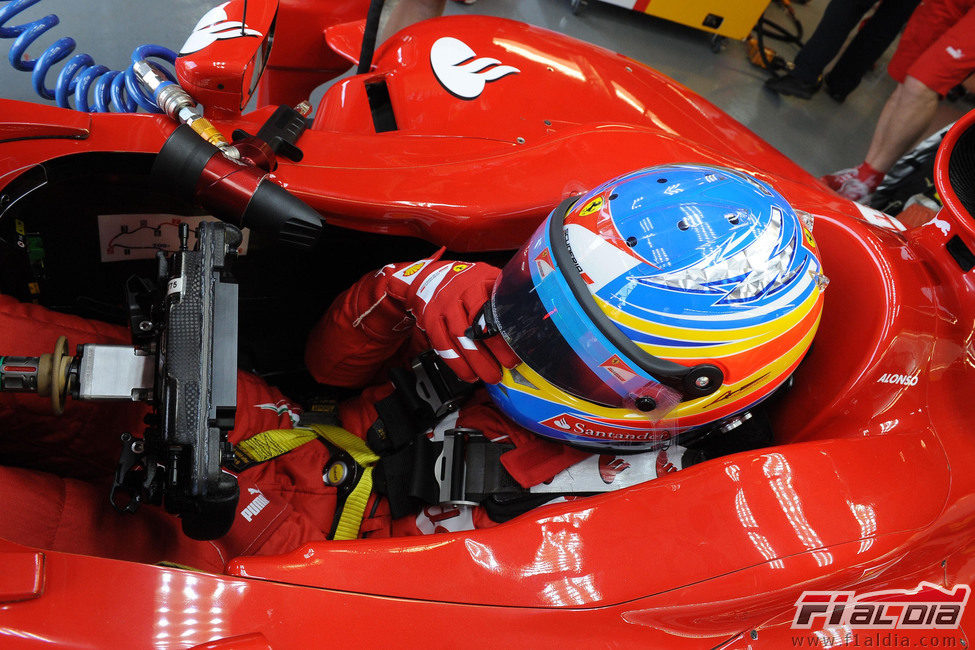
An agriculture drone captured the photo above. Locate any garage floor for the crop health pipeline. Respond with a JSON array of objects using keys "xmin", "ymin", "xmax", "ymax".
[{"xmin": 0, "ymin": 0, "xmax": 968, "ymax": 177}]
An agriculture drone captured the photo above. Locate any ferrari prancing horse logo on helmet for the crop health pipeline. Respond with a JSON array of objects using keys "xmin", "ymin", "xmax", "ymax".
[{"xmin": 579, "ymin": 196, "xmax": 604, "ymax": 217}]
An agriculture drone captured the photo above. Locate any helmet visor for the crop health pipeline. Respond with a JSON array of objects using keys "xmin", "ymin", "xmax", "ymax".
[{"xmin": 491, "ymin": 218, "xmax": 680, "ymax": 418}]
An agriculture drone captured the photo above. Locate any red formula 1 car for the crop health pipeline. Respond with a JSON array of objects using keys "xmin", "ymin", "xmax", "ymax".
[{"xmin": 2, "ymin": 0, "xmax": 975, "ymax": 647}]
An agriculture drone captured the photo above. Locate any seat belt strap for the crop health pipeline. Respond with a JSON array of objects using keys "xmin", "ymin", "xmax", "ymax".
[
  {"xmin": 369, "ymin": 350, "xmax": 475, "ymax": 456},
  {"xmin": 231, "ymin": 424, "xmax": 380, "ymax": 541},
  {"xmin": 424, "ymin": 429, "xmax": 697, "ymax": 501},
  {"xmin": 230, "ymin": 427, "xmax": 319, "ymax": 472},
  {"xmin": 310, "ymin": 423, "xmax": 380, "ymax": 541}
]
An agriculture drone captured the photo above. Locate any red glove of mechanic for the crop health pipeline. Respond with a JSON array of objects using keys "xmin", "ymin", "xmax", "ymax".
[{"xmin": 403, "ymin": 256, "xmax": 520, "ymax": 384}]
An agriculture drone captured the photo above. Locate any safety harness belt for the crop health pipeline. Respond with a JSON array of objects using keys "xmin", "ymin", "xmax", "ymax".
[
  {"xmin": 228, "ymin": 352, "xmax": 728, "ymax": 532},
  {"xmin": 232, "ymin": 423, "xmax": 380, "ymax": 540},
  {"xmin": 364, "ymin": 353, "xmax": 705, "ymax": 520},
  {"xmin": 232, "ymin": 410, "xmax": 702, "ymax": 532}
]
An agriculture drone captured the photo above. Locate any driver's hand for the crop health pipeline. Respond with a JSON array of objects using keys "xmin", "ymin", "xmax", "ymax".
[{"xmin": 406, "ymin": 261, "xmax": 520, "ymax": 383}]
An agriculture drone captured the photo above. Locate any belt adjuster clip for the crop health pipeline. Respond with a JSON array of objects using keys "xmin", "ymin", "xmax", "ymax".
[
  {"xmin": 412, "ymin": 351, "xmax": 471, "ymax": 419},
  {"xmin": 438, "ymin": 427, "xmax": 482, "ymax": 507}
]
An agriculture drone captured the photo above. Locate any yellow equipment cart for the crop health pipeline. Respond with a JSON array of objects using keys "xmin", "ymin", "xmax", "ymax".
[{"xmin": 570, "ymin": 0, "xmax": 772, "ymax": 41}]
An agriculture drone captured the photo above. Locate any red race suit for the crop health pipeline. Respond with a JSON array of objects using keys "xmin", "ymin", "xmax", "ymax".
[{"xmin": 0, "ymin": 258, "xmax": 677, "ymax": 572}]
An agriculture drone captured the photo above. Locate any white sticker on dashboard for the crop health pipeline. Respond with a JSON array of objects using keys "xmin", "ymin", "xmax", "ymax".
[
  {"xmin": 96, "ymin": 214, "xmax": 249, "ymax": 263},
  {"xmin": 167, "ymin": 277, "xmax": 183, "ymax": 296}
]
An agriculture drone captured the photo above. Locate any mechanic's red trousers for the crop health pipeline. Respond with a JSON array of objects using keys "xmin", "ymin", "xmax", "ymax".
[{"xmin": 888, "ymin": 0, "xmax": 975, "ymax": 95}]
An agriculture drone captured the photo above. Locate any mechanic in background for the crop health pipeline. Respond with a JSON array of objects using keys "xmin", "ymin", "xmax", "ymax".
[
  {"xmin": 764, "ymin": 0, "xmax": 919, "ymax": 101},
  {"xmin": 822, "ymin": 0, "xmax": 975, "ymax": 201}
]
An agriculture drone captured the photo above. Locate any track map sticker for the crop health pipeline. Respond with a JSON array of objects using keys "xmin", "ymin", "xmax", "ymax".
[{"xmin": 97, "ymin": 214, "xmax": 249, "ymax": 262}]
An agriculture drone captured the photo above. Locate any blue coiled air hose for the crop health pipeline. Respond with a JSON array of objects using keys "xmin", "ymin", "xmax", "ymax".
[{"xmin": 0, "ymin": 0, "xmax": 177, "ymax": 112}]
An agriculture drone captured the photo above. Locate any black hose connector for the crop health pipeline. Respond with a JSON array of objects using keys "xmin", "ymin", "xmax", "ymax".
[{"xmin": 153, "ymin": 126, "xmax": 323, "ymax": 249}]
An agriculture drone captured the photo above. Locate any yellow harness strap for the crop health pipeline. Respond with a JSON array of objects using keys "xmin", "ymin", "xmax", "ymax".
[
  {"xmin": 233, "ymin": 424, "xmax": 380, "ymax": 541},
  {"xmin": 232, "ymin": 427, "xmax": 318, "ymax": 468},
  {"xmin": 309, "ymin": 424, "xmax": 380, "ymax": 540}
]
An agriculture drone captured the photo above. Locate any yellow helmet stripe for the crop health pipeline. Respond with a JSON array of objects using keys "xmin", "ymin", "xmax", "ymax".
[
  {"xmin": 595, "ymin": 287, "xmax": 822, "ymax": 359},
  {"xmin": 500, "ymin": 364, "xmax": 652, "ymax": 422},
  {"xmin": 671, "ymin": 310, "xmax": 822, "ymax": 419},
  {"xmin": 500, "ymin": 308, "xmax": 820, "ymax": 428}
]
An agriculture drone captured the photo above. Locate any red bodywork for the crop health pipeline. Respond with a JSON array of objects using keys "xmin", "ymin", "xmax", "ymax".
[{"xmin": 2, "ymin": 1, "xmax": 975, "ymax": 647}]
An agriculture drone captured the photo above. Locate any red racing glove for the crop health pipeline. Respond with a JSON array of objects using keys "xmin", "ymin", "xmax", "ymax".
[{"xmin": 405, "ymin": 259, "xmax": 520, "ymax": 384}]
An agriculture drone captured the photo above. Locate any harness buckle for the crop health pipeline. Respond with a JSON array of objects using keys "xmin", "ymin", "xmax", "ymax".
[
  {"xmin": 433, "ymin": 428, "xmax": 520, "ymax": 507},
  {"xmin": 411, "ymin": 350, "xmax": 472, "ymax": 419},
  {"xmin": 438, "ymin": 428, "xmax": 480, "ymax": 507}
]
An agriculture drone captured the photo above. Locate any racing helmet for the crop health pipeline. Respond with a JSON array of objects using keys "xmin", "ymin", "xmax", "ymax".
[{"xmin": 483, "ymin": 164, "xmax": 827, "ymax": 452}]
